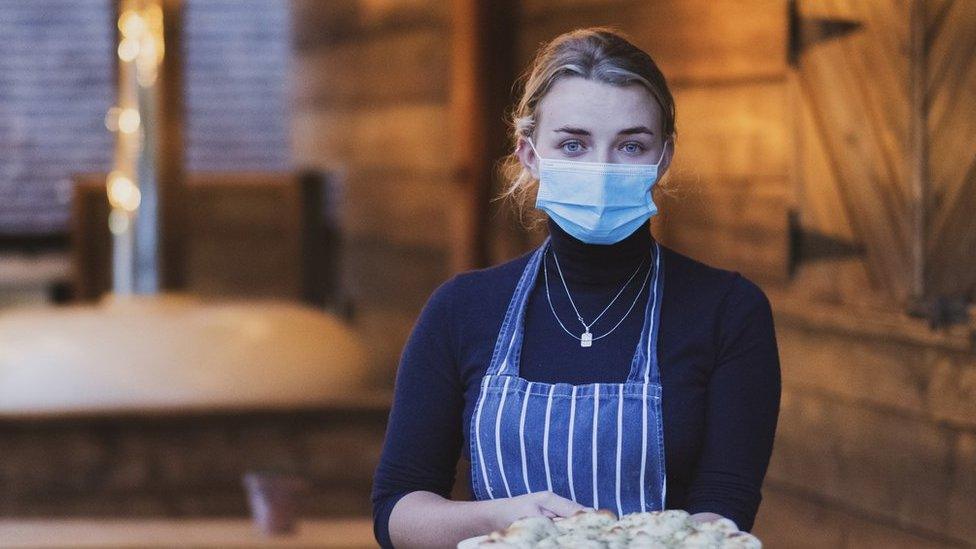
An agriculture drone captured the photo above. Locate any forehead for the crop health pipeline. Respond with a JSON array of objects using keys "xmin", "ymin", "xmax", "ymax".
[{"xmin": 536, "ymin": 76, "xmax": 661, "ymax": 132}]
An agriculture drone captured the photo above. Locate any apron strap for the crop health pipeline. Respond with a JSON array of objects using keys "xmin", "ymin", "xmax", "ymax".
[
  {"xmin": 489, "ymin": 237, "xmax": 664, "ymax": 383},
  {"xmin": 626, "ymin": 240, "xmax": 664, "ymax": 384},
  {"xmin": 486, "ymin": 237, "xmax": 550, "ymax": 376}
]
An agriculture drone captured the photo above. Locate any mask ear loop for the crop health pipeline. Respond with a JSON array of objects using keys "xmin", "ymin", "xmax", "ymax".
[
  {"xmin": 654, "ymin": 139, "xmax": 670, "ymax": 166},
  {"xmin": 525, "ymin": 136, "xmax": 544, "ymax": 178},
  {"xmin": 647, "ymin": 140, "xmax": 671, "ymax": 208}
]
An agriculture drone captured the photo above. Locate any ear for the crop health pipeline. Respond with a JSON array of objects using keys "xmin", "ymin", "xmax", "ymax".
[{"xmin": 515, "ymin": 137, "xmax": 540, "ymax": 179}]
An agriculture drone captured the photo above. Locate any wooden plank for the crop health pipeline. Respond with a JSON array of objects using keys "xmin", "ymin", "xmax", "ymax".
[
  {"xmin": 519, "ymin": 0, "xmax": 788, "ymax": 84},
  {"xmin": 629, "ymin": 79, "xmax": 792, "ymax": 287},
  {"xmin": 923, "ymin": 0, "xmax": 976, "ymax": 301},
  {"xmin": 343, "ymin": 236, "xmax": 449, "ymax": 313},
  {"xmin": 755, "ymin": 485, "xmax": 959, "ymax": 549},
  {"xmin": 70, "ymin": 176, "xmax": 113, "ymax": 300},
  {"xmin": 182, "ymin": 176, "xmax": 303, "ymax": 300},
  {"xmin": 798, "ymin": 32, "xmax": 914, "ymax": 301},
  {"xmin": 184, "ymin": 236, "xmax": 302, "ymax": 299},
  {"xmin": 669, "ymin": 81, "xmax": 790, "ymax": 181},
  {"xmin": 786, "ymin": 77, "xmax": 889, "ymax": 308},
  {"xmin": 768, "ymin": 388, "xmax": 955, "ymax": 535},
  {"xmin": 663, "ymin": 185, "xmax": 789, "ymax": 238},
  {"xmin": 949, "ymin": 432, "xmax": 976, "ymax": 542},
  {"xmin": 290, "ymin": 0, "xmax": 448, "ymax": 51},
  {"xmin": 926, "ymin": 0, "xmax": 976, "ymax": 133},
  {"xmin": 0, "ymin": 517, "xmax": 375, "ymax": 548},
  {"xmin": 795, "ymin": 89, "xmax": 859, "ymax": 242},
  {"xmin": 342, "ymin": 168, "xmax": 456, "ymax": 248},
  {"xmin": 292, "ymin": 27, "xmax": 449, "ymax": 109},
  {"xmin": 292, "ymin": 103, "xmax": 451, "ymax": 173},
  {"xmin": 776, "ymin": 318, "xmax": 935, "ymax": 421},
  {"xmin": 158, "ymin": 0, "xmax": 187, "ymax": 291},
  {"xmin": 661, "ymin": 221, "xmax": 788, "ymax": 286},
  {"xmin": 449, "ymin": 0, "xmax": 519, "ymax": 270}
]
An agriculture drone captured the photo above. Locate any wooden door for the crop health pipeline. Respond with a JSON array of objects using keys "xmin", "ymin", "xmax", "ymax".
[
  {"xmin": 924, "ymin": 1, "xmax": 976, "ymax": 313},
  {"xmin": 791, "ymin": 0, "xmax": 975, "ymax": 320},
  {"xmin": 790, "ymin": 0, "xmax": 912, "ymax": 308}
]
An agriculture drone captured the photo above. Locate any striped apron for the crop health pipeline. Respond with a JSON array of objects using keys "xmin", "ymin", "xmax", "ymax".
[{"xmin": 469, "ymin": 236, "xmax": 667, "ymax": 517}]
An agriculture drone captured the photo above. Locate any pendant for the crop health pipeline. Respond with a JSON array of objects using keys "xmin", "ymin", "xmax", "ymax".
[{"xmin": 580, "ymin": 331, "xmax": 593, "ymax": 348}]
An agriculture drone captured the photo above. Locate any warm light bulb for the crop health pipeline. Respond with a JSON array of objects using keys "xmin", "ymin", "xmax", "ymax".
[
  {"xmin": 118, "ymin": 37, "xmax": 140, "ymax": 62},
  {"xmin": 107, "ymin": 172, "xmax": 141, "ymax": 212},
  {"xmin": 118, "ymin": 10, "xmax": 146, "ymax": 38},
  {"xmin": 104, "ymin": 106, "xmax": 121, "ymax": 132},
  {"xmin": 118, "ymin": 108, "xmax": 140, "ymax": 134}
]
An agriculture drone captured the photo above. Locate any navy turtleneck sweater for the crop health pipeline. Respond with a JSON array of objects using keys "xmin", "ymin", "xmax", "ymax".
[{"xmin": 370, "ymin": 218, "xmax": 781, "ymax": 548}]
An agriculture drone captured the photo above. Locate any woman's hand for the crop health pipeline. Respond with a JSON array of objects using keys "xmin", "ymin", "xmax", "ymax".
[{"xmin": 483, "ymin": 491, "xmax": 593, "ymax": 532}]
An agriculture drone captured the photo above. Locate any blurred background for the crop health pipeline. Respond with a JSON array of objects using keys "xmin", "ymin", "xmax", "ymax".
[{"xmin": 0, "ymin": 0, "xmax": 974, "ymax": 547}]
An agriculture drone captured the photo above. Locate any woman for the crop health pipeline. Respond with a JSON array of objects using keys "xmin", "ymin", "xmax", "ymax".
[{"xmin": 371, "ymin": 27, "xmax": 781, "ymax": 548}]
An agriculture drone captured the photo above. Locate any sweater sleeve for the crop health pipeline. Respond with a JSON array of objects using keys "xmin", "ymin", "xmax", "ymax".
[
  {"xmin": 684, "ymin": 273, "xmax": 782, "ymax": 532},
  {"xmin": 370, "ymin": 276, "xmax": 466, "ymax": 549}
]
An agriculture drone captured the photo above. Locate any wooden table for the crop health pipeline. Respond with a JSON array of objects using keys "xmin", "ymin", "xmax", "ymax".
[{"xmin": 0, "ymin": 517, "xmax": 376, "ymax": 548}]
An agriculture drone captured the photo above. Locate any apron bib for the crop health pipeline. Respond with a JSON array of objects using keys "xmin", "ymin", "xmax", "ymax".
[{"xmin": 469, "ymin": 236, "xmax": 667, "ymax": 517}]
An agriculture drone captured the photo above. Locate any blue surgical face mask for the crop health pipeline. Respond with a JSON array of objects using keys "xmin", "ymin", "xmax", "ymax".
[{"xmin": 527, "ymin": 136, "xmax": 669, "ymax": 245}]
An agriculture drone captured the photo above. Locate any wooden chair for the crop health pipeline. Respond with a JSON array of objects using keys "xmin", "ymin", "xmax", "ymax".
[{"xmin": 70, "ymin": 170, "xmax": 349, "ymax": 316}]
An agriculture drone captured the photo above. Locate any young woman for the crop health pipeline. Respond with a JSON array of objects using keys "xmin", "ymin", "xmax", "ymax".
[{"xmin": 371, "ymin": 27, "xmax": 781, "ymax": 549}]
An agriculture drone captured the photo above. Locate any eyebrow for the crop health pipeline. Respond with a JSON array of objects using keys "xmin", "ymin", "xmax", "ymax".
[{"xmin": 552, "ymin": 125, "xmax": 655, "ymax": 136}]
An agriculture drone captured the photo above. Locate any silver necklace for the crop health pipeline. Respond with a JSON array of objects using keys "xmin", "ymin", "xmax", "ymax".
[{"xmin": 543, "ymin": 244, "xmax": 652, "ymax": 348}]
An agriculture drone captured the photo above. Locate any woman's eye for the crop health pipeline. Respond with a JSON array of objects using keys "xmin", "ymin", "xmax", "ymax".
[
  {"xmin": 560, "ymin": 141, "xmax": 584, "ymax": 153},
  {"xmin": 622, "ymin": 142, "xmax": 646, "ymax": 154}
]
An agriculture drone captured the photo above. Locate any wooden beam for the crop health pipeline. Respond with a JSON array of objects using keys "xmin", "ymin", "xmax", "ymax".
[
  {"xmin": 449, "ymin": 0, "xmax": 519, "ymax": 271},
  {"xmin": 908, "ymin": 0, "xmax": 927, "ymax": 303},
  {"xmin": 158, "ymin": 0, "xmax": 186, "ymax": 290}
]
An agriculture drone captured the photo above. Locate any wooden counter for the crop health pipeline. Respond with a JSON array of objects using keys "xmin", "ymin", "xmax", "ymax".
[{"xmin": 0, "ymin": 517, "xmax": 376, "ymax": 548}]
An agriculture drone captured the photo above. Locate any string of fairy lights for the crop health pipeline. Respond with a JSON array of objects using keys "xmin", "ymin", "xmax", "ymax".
[
  {"xmin": 105, "ymin": 1, "xmax": 163, "ymax": 232},
  {"xmin": 103, "ymin": 1, "xmax": 165, "ymax": 292}
]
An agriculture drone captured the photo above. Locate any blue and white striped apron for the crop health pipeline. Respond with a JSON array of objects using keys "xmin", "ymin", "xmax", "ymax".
[{"xmin": 469, "ymin": 236, "xmax": 666, "ymax": 517}]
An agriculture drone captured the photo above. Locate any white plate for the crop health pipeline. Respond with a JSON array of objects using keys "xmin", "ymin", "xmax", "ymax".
[{"xmin": 456, "ymin": 534, "xmax": 489, "ymax": 548}]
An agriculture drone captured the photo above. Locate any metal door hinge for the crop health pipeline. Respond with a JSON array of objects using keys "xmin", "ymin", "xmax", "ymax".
[
  {"xmin": 907, "ymin": 294, "xmax": 972, "ymax": 331},
  {"xmin": 788, "ymin": 0, "xmax": 864, "ymax": 67},
  {"xmin": 787, "ymin": 208, "xmax": 866, "ymax": 277}
]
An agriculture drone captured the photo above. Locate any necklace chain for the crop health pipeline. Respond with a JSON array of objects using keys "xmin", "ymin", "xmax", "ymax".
[
  {"xmin": 543, "ymin": 243, "xmax": 652, "ymax": 345},
  {"xmin": 550, "ymin": 245, "xmax": 645, "ymax": 331}
]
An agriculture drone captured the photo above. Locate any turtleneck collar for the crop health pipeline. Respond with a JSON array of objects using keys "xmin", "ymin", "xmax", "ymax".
[{"xmin": 545, "ymin": 217, "xmax": 654, "ymax": 287}]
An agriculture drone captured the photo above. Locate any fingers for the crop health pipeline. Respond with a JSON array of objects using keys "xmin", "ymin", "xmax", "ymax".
[{"xmin": 538, "ymin": 491, "xmax": 588, "ymax": 517}]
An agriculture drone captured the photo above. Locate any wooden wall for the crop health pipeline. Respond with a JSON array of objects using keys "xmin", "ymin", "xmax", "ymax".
[
  {"xmin": 505, "ymin": 0, "xmax": 793, "ymax": 288},
  {"xmin": 288, "ymin": 2, "xmax": 975, "ymax": 545},
  {"xmin": 760, "ymin": 292, "xmax": 976, "ymax": 547},
  {"xmin": 924, "ymin": 0, "xmax": 976, "ymax": 305},
  {"xmin": 506, "ymin": 2, "xmax": 975, "ymax": 546},
  {"xmin": 290, "ymin": 0, "xmax": 457, "ymax": 388}
]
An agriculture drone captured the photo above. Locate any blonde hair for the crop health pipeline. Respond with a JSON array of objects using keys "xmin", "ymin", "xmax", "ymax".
[{"xmin": 495, "ymin": 27, "xmax": 678, "ymax": 230}]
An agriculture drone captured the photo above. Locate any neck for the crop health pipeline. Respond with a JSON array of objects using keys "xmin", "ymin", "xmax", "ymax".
[{"xmin": 546, "ymin": 217, "xmax": 653, "ymax": 287}]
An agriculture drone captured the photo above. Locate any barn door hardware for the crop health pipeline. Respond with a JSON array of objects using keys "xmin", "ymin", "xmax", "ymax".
[
  {"xmin": 787, "ymin": 208, "xmax": 866, "ymax": 277},
  {"xmin": 788, "ymin": 0, "xmax": 864, "ymax": 67},
  {"xmin": 906, "ymin": 295, "xmax": 972, "ymax": 331}
]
